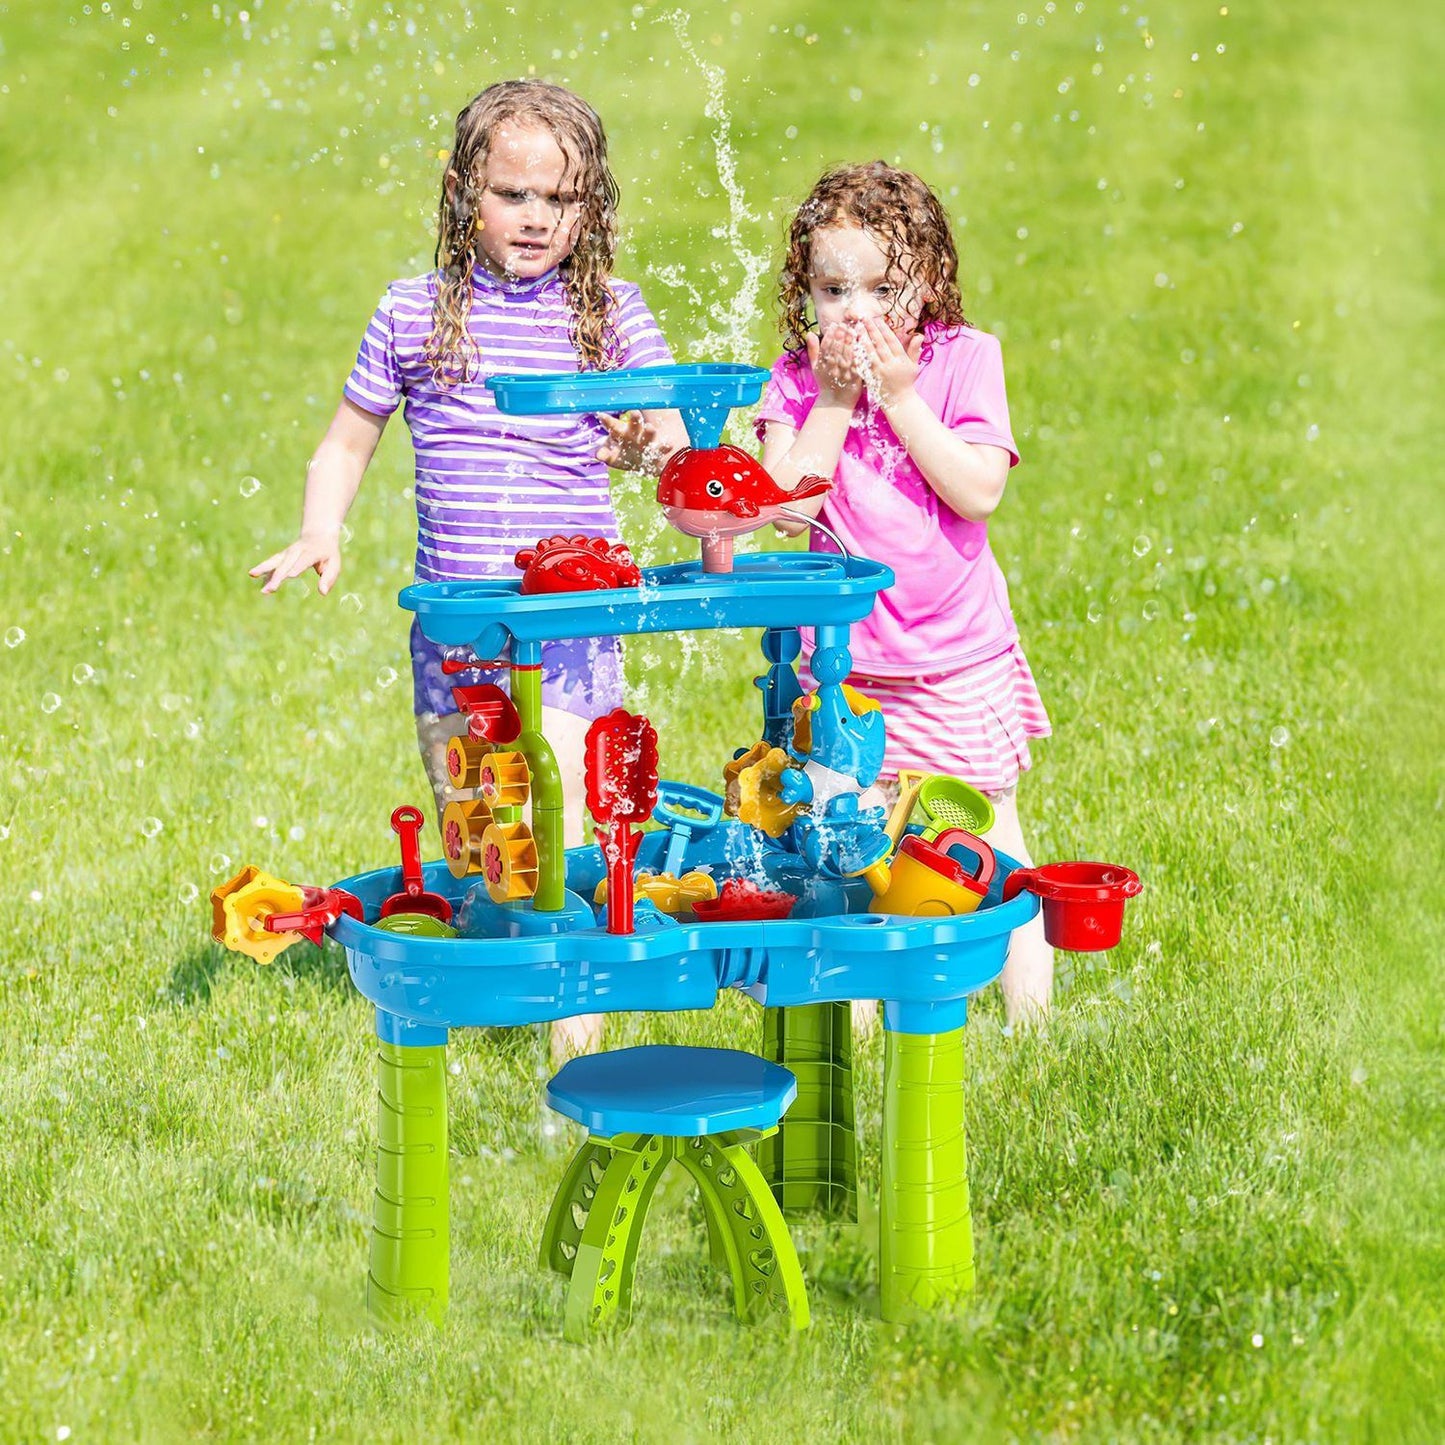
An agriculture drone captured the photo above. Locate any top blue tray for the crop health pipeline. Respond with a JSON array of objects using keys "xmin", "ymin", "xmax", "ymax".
[
  {"xmin": 401, "ymin": 553, "xmax": 894, "ymax": 656},
  {"xmin": 486, "ymin": 363, "xmax": 770, "ymax": 448}
]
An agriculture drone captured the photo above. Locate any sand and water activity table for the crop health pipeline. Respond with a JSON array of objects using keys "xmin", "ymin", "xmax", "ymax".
[{"xmin": 214, "ymin": 364, "xmax": 1139, "ymax": 1335}]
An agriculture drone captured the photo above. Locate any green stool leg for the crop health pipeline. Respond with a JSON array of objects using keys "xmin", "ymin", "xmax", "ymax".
[
  {"xmin": 879, "ymin": 1027, "xmax": 974, "ymax": 1322},
  {"xmin": 564, "ymin": 1134, "xmax": 668, "ymax": 1342},
  {"xmin": 368, "ymin": 1039, "xmax": 449, "ymax": 1326},
  {"xmin": 539, "ymin": 1138, "xmax": 614, "ymax": 1276},
  {"xmin": 758, "ymin": 1003, "xmax": 858, "ymax": 1218},
  {"xmin": 677, "ymin": 1131, "xmax": 811, "ymax": 1330}
]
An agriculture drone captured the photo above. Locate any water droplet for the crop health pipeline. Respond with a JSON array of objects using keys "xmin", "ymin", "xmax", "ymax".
[
  {"xmin": 376, "ymin": 666, "xmax": 397, "ymax": 689},
  {"xmin": 208, "ymin": 852, "xmax": 233, "ymax": 874},
  {"xmin": 178, "ymin": 882, "xmax": 199, "ymax": 904},
  {"xmin": 40, "ymin": 692, "xmax": 62, "ymax": 714},
  {"xmin": 1132, "ymin": 535, "xmax": 1152, "ymax": 557},
  {"xmin": 5, "ymin": 626, "xmax": 26, "ymax": 648},
  {"xmin": 239, "ymin": 475, "xmax": 263, "ymax": 497},
  {"xmin": 71, "ymin": 662, "xmax": 95, "ymax": 684},
  {"xmin": 140, "ymin": 816, "xmax": 163, "ymax": 838},
  {"xmin": 1269, "ymin": 726, "xmax": 1290, "ymax": 747}
]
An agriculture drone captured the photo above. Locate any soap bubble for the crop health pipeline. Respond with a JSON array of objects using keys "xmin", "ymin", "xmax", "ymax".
[
  {"xmin": 177, "ymin": 882, "xmax": 200, "ymax": 904},
  {"xmin": 376, "ymin": 666, "xmax": 398, "ymax": 688},
  {"xmin": 208, "ymin": 852, "xmax": 233, "ymax": 874},
  {"xmin": 140, "ymin": 817, "xmax": 163, "ymax": 838},
  {"xmin": 5, "ymin": 626, "xmax": 26, "ymax": 648},
  {"xmin": 1269, "ymin": 726, "xmax": 1290, "ymax": 747},
  {"xmin": 1132, "ymin": 535, "xmax": 1152, "ymax": 558},
  {"xmin": 72, "ymin": 662, "xmax": 95, "ymax": 684},
  {"xmin": 239, "ymin": 476, "xmax": 263, "ymax": 497},
  {"xmin": 40, "ymin": 693, "xmax": 62, "ymax": 714}
]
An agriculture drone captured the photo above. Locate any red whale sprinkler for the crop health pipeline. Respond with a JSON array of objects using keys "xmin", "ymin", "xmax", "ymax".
[{"xmin": 656, "ymin": 444, "xmax": 831, "ymax": 573}]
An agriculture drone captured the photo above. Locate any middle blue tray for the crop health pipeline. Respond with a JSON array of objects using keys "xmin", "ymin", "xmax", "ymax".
[{"xmin": 401, "ymin": 552, "xmax": 894, "ymax": 655}]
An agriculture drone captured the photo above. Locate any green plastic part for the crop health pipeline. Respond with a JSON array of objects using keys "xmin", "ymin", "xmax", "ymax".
[
  {"xmin": 511, "ymin": 663, "xmax": 566, "ymax": 911},
  {"xmin": 879, "ymin": 1027, "xmax": 974, "ymax": 1322},
  {"xmin": 758, "ymin": 1003, "xmax": 857, "ymax": 1218},
  {"xmin": 367, "ymin": 1040, "xmax": 449, "ymax": 1326},
  {"xmin": 542, "ymin": 1127, "xmax": 809, "ymax": 1341}
]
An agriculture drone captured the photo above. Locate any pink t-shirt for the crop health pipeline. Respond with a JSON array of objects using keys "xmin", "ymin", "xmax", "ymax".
[{"xmin": 755, "ymin": 324, "xmax": 1020, "ymax": 677}]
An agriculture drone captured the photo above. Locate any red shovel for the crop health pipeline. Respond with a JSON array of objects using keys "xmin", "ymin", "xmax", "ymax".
[
  {"xmin": 379, "ymin": 805, "xmax": 454, "ymax": 923},
  {"xmin": 584, "ymin": 709, "xmax": 660, "ymax": 935}
]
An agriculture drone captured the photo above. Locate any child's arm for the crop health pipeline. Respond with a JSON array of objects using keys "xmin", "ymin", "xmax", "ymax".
[
  {"xmin": 760, "ymin": 330, "xmax": 862, "ymax": 536},
  {"xmin": 859, "ymin": 318, "xmax": 1010, "ymax": 522},
  {"xmin": 249, "ymin": 398, "xmax": 388, "ymax": 595}
]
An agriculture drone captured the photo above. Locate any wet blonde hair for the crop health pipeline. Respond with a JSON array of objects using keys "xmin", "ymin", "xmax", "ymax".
[
  {"xmin": 777, "ymin": 161, "xmax": 968, "ymax": 353},
  {"xmin": 426, "ymin": 80, "xmax": 622, "ymax": 386}
]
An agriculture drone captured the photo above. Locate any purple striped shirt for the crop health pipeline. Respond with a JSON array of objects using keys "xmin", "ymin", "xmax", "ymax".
[{"xmin": 344, "ymin": 266, "xmax": 672, "ymax": 583}]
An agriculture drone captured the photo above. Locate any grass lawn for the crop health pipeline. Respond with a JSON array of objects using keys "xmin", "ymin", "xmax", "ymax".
[{"xmin": 1, "ymin": 0, "xmax": 1440, "ymax": 1439}]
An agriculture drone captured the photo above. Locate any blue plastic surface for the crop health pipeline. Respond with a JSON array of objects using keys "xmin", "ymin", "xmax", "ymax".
[
  {"xmin": 546, "ymin": 1045, "xmax": 798, "ymax": 1137},
  {"xmin": 400, "ymin": 553, "xmax": 894, "ymax": 658},
  {"xmin": 329, "ymin": 808, "xmax": 1038, "ymax": 1038},
  {"xmin": 486, "ymin": 363, "xmax": 769, "ymax": 449}
]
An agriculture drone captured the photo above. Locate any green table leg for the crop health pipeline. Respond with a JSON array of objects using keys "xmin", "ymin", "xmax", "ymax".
[
  {"xmin": 367, "ymin": 1037, "xmax": 449, "ymax": 1325},
  {"xmin": 757, "ymin": 1002, "xmax": 858, "ymax": 1218},
  {"xmin": 879, "ymin": 1026, "xmax": 974, "ymax": 1322}
]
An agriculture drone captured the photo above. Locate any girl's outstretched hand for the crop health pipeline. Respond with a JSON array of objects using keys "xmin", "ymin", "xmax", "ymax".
[
  {"xmin": 858, "ymin": 317, "xmax": 925, "ymax": 408},
  {"xmin": 250, "ymin": 532, "xmax": 342, "ymax": 596},
  {"xmin": 807, "ymin": 327, "xmax": 864, "ymax": 406},
  {"xmin": 596, "ymin": 411, "xmax": 675, "ymax": 475}
]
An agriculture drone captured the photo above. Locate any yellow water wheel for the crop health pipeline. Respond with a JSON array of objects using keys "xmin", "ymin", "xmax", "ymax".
[
  {"xmin": 209, "ymin": 865, "xmax": 306, "ymax": 965},
  {"xmin": 478, "ymin": 750, "xmax": 531, "ymax": 808},
  {"xmin": 480, "ymin": 820, "xmax": 539, "ymax": 903},
  {"xmin": 441, "ymin": 797, "xmax": 494, "ymax": 879},
  {"xmin": 445, "ymin": 734, "xmax": 491, "ymax": 791}
]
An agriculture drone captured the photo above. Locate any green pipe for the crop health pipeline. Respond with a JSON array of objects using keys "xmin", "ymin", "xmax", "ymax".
[
  {"xmin": 879, "ymin": 1027, "xmax": 974, "ymax": 1322},
  {"xmin": 367, "ymin": 1040, "xmax": 449, "ymax": 1325},
  {"xmin": 510, "ymin": 662, "xmax": 565, "ymax": 911}
]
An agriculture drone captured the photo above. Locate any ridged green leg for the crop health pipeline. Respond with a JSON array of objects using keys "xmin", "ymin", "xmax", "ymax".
[
  {"xmin": 758, "ymin": 1003, "xmax": 858, "ymax": 1218},
  {"xmin": 368, "ymin": 1039, "xmax": 449, "ymax": 1326},
  {"xmin": 677, "ymin": 1131, "xmax": 811, "ymax": 1330},
  {"xmin": 563, "ymin": 1133, "xmax": 668, "ymax": 1342},
  {"xmin": 879, "ymin": 1027, "xmax": 974, "ymax": 1322},
  {"xmin": 539, "ymin": 1138, "xmax": 614, "ymax": 1276}
]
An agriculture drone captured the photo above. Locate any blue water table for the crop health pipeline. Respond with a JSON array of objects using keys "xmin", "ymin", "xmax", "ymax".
[{"xmin": 214, "ymin": 364, "xmax": 1140, "ymax": 1334}]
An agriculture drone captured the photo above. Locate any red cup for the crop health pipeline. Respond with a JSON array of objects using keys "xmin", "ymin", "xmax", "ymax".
[{"xmin": 1002, "ymin": 862, "xmax": 1142, "ymax": 951}]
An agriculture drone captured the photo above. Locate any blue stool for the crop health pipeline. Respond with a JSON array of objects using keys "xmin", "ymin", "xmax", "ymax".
[{"xmin": 539, "ymin": 1045, "xmax": 811, "ymax": 1340}]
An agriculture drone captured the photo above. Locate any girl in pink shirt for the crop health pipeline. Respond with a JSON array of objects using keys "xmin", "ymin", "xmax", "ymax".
[{"xmin": 756, "ymin": 161, "xmax": 1053, "ymax": 1024}]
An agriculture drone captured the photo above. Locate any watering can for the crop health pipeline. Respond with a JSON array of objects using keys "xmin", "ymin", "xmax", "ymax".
[{"xmin": 868, "ymin": 828, "xmax": 996, "ymax": 917}]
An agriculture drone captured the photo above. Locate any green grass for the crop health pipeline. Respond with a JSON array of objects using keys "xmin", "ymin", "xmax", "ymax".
[{"xmin": 1, "ymin": 0, "xmax": 1441, "ymax": 1439}]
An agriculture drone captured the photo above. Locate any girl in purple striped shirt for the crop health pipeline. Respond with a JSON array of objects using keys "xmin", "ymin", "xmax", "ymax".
[{"xmin": 252, "ymin": 80, "xmax": 687, "ymax": 1061}]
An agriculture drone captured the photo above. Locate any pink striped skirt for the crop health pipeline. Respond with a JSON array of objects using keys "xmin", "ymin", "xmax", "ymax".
[{"xmin": 801, "ymin": 643, "xmax": 1052, "ymax": 796}]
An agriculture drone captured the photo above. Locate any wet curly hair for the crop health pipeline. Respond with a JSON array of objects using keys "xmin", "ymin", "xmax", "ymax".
[
  {"xmin": 776, "ymin": 161, "xmax": 968, "ymax": 353},
  {"xmin": 426, "ymin": 80, "xmax": 622, "ymax": 386}
]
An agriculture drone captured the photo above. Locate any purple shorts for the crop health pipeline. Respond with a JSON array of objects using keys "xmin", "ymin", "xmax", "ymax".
[{"xmin": 409, "ymin": 619, "xmax": 626, "ymax": 720}]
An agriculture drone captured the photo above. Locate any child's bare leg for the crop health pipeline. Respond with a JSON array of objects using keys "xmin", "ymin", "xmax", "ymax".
[
  {"xmin": 416, "ymin": 711, "xmax": 466, "ymax": 822},
  {"xmin": 987, "ymin": 787, "xmax": 1053, "ymax": 1026}
]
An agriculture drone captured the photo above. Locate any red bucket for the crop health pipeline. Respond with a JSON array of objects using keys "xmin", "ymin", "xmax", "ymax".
[{"xmin": 1002, "ymin": 862, "xmax": 1142, "ymax": 951}]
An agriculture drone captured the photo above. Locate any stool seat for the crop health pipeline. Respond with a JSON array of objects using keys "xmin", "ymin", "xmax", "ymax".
[{"xmin": 546, "ymin": 1045, "xmax": 798, "ymax": 1137}]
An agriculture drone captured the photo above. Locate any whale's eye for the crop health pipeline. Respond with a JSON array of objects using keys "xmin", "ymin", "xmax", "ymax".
[{"xmin": 706, "ymin": 479, "xmax": 725, "ymax": 498}]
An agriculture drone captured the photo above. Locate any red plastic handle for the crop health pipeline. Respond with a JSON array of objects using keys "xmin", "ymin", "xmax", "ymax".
[
  {"xmin": 1002, "ymin": 867, "xmax": 1036, "ymax": 903},
  {"xmin": 390, "ymin": 805, "xmax": 426, "ymax": 898},
  {"xmin": 930, "ymin": 828, "xmax": 997, "ymax": 888}
]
